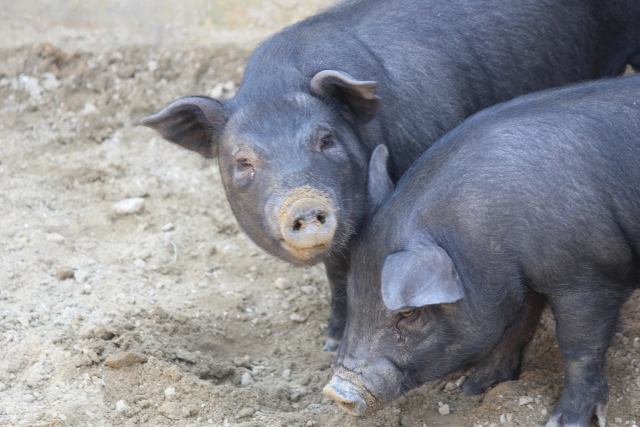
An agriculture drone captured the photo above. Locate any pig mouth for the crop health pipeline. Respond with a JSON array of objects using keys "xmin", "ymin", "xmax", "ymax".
[
  {"xmin": 279, "ymin": 240, "xmax": 331, "ymax": 263},
  {"xmin": 323, "ymin": 368, "xmax": 383, "ymax": 417}
]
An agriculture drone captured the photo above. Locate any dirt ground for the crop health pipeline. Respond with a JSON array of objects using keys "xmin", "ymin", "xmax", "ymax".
[{"xmin": 1, "ymin": 8, "xmax": 640, "ymax": 427}]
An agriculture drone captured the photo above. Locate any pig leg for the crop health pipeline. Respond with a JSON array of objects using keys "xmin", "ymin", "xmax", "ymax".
[
  {"xmin": 462, "ymin": 292, "xmax": 546, "ymax": 395},
  {"xmin": 544, "ymin": 285, "xmax": 632, "ymax": 427},
  {"xmin": 323, "ymin": 255, "xmax": 350, "ymax": 351}
]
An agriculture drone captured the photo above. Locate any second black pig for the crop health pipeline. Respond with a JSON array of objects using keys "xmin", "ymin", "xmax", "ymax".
[
  {"xmin": 324, "ymin": 76, "xmax": 640, "ymax": 427},
  {"xmin": 142, "ymin": 0, "xmax": 640, "ymax": 350}
]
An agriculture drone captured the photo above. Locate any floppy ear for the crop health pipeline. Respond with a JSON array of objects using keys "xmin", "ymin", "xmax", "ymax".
[
  {"xmin": 309, "ymin": 70, "xmax": 381, "ymax": 122},
  {"xmin": 368, "ymin": 144, "xmax": 393, "ymax": 208},
  {"xmin": 140, "ymin": 96, "xmax": 228, "ymax": 159},
  {"xmin": 381, "ymin": 245, "xmax": 464, "ymax": 311}
]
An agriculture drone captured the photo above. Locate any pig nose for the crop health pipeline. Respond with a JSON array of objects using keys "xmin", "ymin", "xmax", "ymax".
[
  {"xmin": 279, "ymin": 198, "xmax": 337, "ymax": 251},
  {"xmin": 323, "ymin": 375, "xmax": 368, "ymax": 417}
]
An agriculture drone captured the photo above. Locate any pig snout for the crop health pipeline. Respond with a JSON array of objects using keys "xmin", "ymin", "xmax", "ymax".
[
  {"xmin": 323, "ymin": 375, "xmax": 369, "ymax": 417},
  {"xmin": 278, "ymin": 197, "xmax": 337, "ymax": 256}
]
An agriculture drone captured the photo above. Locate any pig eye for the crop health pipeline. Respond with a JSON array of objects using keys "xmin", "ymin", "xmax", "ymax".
[
  {"xmin": 398, "ymin": 309, "xmax": 417, "ymax": 320},
  {"xmin": 237, "ymin": 158, "xmax": 252, "ymax": 168},
  {"xmin": 319, "ymin": 134, "xmax": 335, "ymax": 151}
]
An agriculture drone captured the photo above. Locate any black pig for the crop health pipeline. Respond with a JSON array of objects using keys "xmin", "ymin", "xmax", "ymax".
[
  {"xmin": 324, "ymin": 76, "xmax": 640, "ymax": 427},
  {"xmin": 141, "ymin": 0, "xmax": 640, "ymax": 350}
]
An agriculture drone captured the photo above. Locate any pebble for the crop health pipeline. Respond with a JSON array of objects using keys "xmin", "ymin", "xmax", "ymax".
[
  {"xmin": 113, "ymin": 197, "xmax": 145, "ymax": 215},
  {"xmin": 81, "ymin": 102, "xmax": 98, "ymax": 115},
  {"xmin": 444, "ymin": 382, "xmax": 457, "ymax": 391},
  {"xmin": 182, "ymin": 404, "xmax": 198, "ymax": 418},
  {"xmin": 455, "ymin": 376, "xmax": 467, "ymax": 387},
  {"xmin": 45, "ymin": 233, "xmax": 65, "ymax": 243},
  {"xmin": 241, "ymin": 372, "xmax": 254, "ymax": 386},
  {"xmin": 55, "ymin": 266, "xmax": 74, "ymax": 280},
  {"xmin": 438, "ymin": 404, "xmax": 450, "ymax": 415},
  {"xmin": 236, "ymin": 407, "xmax": 255, "ymax": 419},
  {"xmin": 105, "ymin": 352, "xmax": 148, "ymax": 368},
  {"xmin": 0, "ymin": 382, "xmax": 6, "ymax": 392},
  {"xmin": 290, "ymin": 313, "xmax": 308, "ymax": 323},
  {"xmin": 164, "ymin": 387, "xmax": 176, "ymax": 401},
  {"xmin": 518, "ymin": 396, "xmax": 533, "ymax": 406},
  {"xmin": 162, "ymin": 222, "xmax": 175, "ymax": 232},
  {"xmin": 22, "ymin": 394, "xmax": 35, "ymax": 402},
  {"xmin": 75, "ymin": 269, "xmax": 90, "ymax": 284},
  {"xmin": 274, "ymin": 277, "xmax": 291, "ymax": 290},
  {"xmin": 615, "ymin": 418, "xmax": 622, "ymax": 424},
  {"xmin": 282, "ymin": 369, "xmax": 292, "ymax": 380},
  {"xmin": 42, "ymin": 72, "xmax": 61, "ymax": 91},
  {"xmin": 115, "ymin": 400, "xmax": 129, "ymax": 412},
  {"xmin": 133, "ymin": 258, "xmax": 146, "ymax": 268}
]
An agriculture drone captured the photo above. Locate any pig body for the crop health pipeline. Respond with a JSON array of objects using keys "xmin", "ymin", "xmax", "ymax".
[
  {"xmin": 326, "ymin": 76, "xmax": 640, "ymax": 427},
  {"xmin": 142, "ymin": 0, "xmax": 640, "ymax": 349}
]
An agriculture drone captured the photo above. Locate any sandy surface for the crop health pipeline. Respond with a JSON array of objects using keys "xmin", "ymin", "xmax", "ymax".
[{"xmin": 1, "ymin": 5, "xmax": 640, "ymax": 427}]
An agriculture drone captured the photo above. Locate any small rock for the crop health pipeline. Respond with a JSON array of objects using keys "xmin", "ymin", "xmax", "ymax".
[
  {"xmin": 282, "ymin": 369, "xmax": 292, "ymax": 380},
  {"xmin": 615, "ymin": 418, "xmax": 622, "ymax": 424},
  {"xmin": 289, "ymin": 313, "xmax": 308, "ymax": 323},
  {"xmin": 182, "ymin": 404, "xmax": 198, "ymax": 418},
  {"xmin": 162, "ymin": 222, "xmax": 175, "ymax": 232},
  {"xmin": 55, "ymin": 266, "xmax": 74, "ymax": 280},
  {"xmin": 500, "ymin": 414, "xmax": 507, "ymax": 423},
  {"xmin": 105, "ymin": 352, "xmax": 148, "ymax": 368},
  {"xmin": 75, "ymin": 269, "xmax": 90, "ymax": 284},
  {"xmin": 541, "ymin": 408, "xmax": 548, "ymax": 416},
  {"xmin": 134, "ymin": 248, "xmax": 152, "ymax": 260},
  {"xmin": 42, "ymin": 72, "xmax": 61, "ymax": 91},
  {"xmin": 46, "ymin": 233, "xmax": 65, "ymax": 243},
  {"xmin": 455, "ymin": 376, "xmax": 467, "ymax": 387},
  {"xmin": 274, "ymin": 277, "xmax": 291, "ymax": 290},
  {"xmin": 518, "ymin": 396, "xmax": 533, "ymax": 406},
  {"xmin": 0, "ymin": 382, "xmax": 6, "ymax": 392},
  {"xmin": 113, "ymin": 198, "xmax": 145, "ymax": 215},
  {"xmin": 81, "ymin": 102, "xmax": 98, "ymax": 116},
  {"xmin": 164, "ymin": 387, "xmax": 176, "ymax": 401},
  {"xmin": 210, "ymin": 82, "xmax": 224, "ymax": 99},
  {"xmin": 26, "ymin": 370, "xmax": 43, "ymax": 387},
  {"xmin": 23, "ymin": 394, "xmax": 35, "ymax": 402},
  {"xmin": 241, "ymin": 372, "xmax": 254, "ymax": 386},
  {"xmin": 444, "ymin": 382, "xmax": 457, "ymax": 391},
  {"xmin": 133, "ymin": 258, "xmax": 146, "ymax": 268},
  {"xmin": 236, "ymin": 407, "xmax": 255, "ymax": 419},
  {"xmin": 91, "ymin": 376, "xmax": 106, "ymax": 387},
  {"xmin": 115, "ymin": 400, "xmax": 129, "ymax": 412},
  {"xmin": 438, "ymin": 404, "xmax": 450, "ymax": 415}
]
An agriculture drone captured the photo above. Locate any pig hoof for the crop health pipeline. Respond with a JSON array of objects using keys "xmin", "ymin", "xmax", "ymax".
[
  {"xmin": 543, "ymin": 402, "xmax": 607, "ymax": 427},
  {"xmin": 460, "ymin": 377, "xmax": 487, "ymax": 395},
  {"xmin": 324, "ymin": 337, "xmax": 340, "ymax": 351},
  {"xmin": 595, "ymin": 403, "xmax": 607, "ymax": 427}
]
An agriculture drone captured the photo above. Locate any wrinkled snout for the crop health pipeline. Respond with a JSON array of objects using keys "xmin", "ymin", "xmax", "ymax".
[
  {"xmin": 323, "ymin": 375, "xmax": 368, "ymax": 417},
  {"xmin": 278, "ymin": 195, "xmax": 337, "ymax": 259}
]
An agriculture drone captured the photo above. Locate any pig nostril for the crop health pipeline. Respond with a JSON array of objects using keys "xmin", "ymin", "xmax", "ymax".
[
  {"xmin": 317, "ymin": 213, "xmax": 326, "ymax": 224},
  {"xmin": 338, "ymin": 401, "xmax": 357, "ymax": 412},
  {"xmin": 292, "ymin": 219, "xmax": 303, "ymax": 232}
]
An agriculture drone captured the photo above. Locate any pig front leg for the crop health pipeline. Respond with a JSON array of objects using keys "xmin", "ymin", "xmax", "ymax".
[
  {"xmin": 544, "ymin": 285, "xmax": 632, "ymax": 427},
  {"xmin": 323, "ymin": 254, "xmax": 350, "ymax": 351},
  {"xmin": 462, "ymin": 292, "xmax": 546, "ymax": 395}
]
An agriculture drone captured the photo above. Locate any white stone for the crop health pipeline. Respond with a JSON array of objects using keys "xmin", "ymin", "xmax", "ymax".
[
  {"xmin": 0, "ymin": 382, "xmax": 6, "ymax": 392},
  {"xmin": 42, "ymin": 72, "xmax": 61, "ymax": 91},
  {"xmin": 22, "ymin": 394, "xmax": 35, "ymax": 402},
  {"xmin": 113, "ymin": 198, "xmax": 145, "ymax": 215},
  {"xmin": 81, "ymin": 102, "xmax": 98, "ymax": 116},
  {"xmin": 164, "ymin": 387, "xmax": 176, "ymax": 400},
  {"xmin": 115, "ymin": 400, "xmax": 129, "ymax": 412},
  {"xmin": 162, "ymin": 222, "xmax": 175, "ymax": 232},
  {"xmin": 518, "ymin": 396, "xmax": 533, "ymax": 406},
  {"xmin": 241, "ymin": 372, "xmax": 254, "ymax": 386},
  {"xmin": 282, "ymin": 369, "xmax": 291, "ymax": 379},
  {"xmin": 274, "ymin": 277, "xmax": 291, "ymax": 290},
  {"xmin": 46, "ymin": 233, "xmax": 65, "ymax": 243},
  {"xmin": 133, "ymin": 258, "xmax": 146, "ymax": 268},
  {"xmin": 438, "ymin": 404, "xmax": 450, "ymax": 415}
]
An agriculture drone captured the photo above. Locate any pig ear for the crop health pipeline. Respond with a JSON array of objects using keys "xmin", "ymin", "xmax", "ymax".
[
  {"xmin": 381, "ymin": 245, "xmax": 465, "ymax": 311},
  {"xmin": 310, "ymin": 70, "xmax": 381, "ymax": 122},
  {"xmin": 140, "ymin": 96, "xmax": 228, "ymax": 159},
  {"xmin": 368, "ymin": 144, "xmax": 393, "ymax": 208}
]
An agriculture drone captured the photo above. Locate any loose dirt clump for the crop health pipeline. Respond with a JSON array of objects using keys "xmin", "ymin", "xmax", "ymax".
[{"xmin": 1, "ymin": 39, "xmax": 639, "ymax": 427}]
